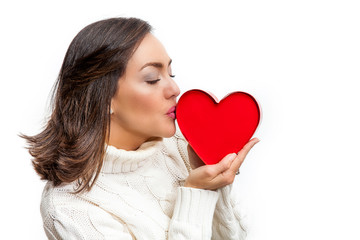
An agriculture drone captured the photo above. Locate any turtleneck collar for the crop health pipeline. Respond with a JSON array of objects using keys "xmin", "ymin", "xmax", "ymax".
[{"xmin": 101, "ymin": 138, "xmax": 164, "ymax": 173}]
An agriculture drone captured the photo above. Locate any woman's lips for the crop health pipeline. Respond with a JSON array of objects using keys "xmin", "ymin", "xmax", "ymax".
[{"xmin": 166, "ymin": 106, "xmax": 176, "ymax": 119}]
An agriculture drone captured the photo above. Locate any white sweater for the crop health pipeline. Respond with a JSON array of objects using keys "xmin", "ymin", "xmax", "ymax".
[{"xmin": 40, "ymin": 128, "xmax": 247, "ymax": 239}]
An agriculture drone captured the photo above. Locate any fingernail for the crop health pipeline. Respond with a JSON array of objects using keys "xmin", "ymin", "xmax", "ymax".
[
  {"xmin": 224, "ymin": 153, "xmax": 236, "ymax": 167},
  {"xmin": 229, "ymin": 153, "xmax": 237, "ymax": 161}
]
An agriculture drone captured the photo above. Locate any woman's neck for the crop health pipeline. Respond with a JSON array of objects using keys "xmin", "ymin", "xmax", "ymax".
[{"xmin": 108, "ymin": 118, "xmax": 147, "ymax": 151}]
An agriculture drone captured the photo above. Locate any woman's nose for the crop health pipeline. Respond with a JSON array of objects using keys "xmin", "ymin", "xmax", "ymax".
[{"xmin": 165, "ymin": 77, "xmax": 180, "ymax": 99}]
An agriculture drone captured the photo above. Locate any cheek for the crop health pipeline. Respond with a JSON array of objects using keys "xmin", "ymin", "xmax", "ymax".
[
  {"xmin": 120, "ymin": 86, "xmax": 161, "ymax": 119},
  {"xmin": 132, "ymin": 93, "xmax": 159, "ymax": 114}
]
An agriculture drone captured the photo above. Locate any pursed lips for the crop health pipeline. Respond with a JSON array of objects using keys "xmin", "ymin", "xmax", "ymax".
[{"xmin": 166, "ymin": 106, "xmax": 176, "ymax": 119}]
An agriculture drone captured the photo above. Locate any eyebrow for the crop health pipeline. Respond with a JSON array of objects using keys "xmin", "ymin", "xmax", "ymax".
[{"xmin": 140, "ymin": 59, "xmax": 172, "ymax": 71}]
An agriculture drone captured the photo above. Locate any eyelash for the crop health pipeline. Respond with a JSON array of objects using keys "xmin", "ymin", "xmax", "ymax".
[
  {"xmin": 146, "ymin": 75, "xmax": 176, "ymax": 85},
  {"xmin": 147, "ymin": 79, "xmax": 160, "ymax": 85}
]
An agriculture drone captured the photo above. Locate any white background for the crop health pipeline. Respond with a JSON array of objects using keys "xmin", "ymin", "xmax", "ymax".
[{"xmin": 1, "ymin": 0, "xmax": 359, "ymax": 239}]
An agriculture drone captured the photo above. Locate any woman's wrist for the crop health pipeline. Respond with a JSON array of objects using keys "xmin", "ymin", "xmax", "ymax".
[
  {"xmin": 184, "ymin": 180, "xmax": 196, "ymax": 189},
  {"xmin": 184, "ymin": 180, "xmax": 218, "ymax": 191}
]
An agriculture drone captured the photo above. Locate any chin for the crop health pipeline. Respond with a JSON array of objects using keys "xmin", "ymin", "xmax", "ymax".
[{"xmin": 161, "ymin": 122, "xmax": 176, "ymax": 138}]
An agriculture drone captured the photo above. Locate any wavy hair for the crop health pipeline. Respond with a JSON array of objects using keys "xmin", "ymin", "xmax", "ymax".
[{"xmin": 21, "ymin": 17, "xmax": 152, "ymax": 193}]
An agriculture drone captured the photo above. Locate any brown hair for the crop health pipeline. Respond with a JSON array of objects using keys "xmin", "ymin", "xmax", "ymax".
[{"xmin": 21, "ymin": 17, "xmax": 152, "ymax": 193}]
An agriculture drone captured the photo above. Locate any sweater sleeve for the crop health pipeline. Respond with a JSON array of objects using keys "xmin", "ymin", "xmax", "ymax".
[
  {"xmin": 211, "ymin": 185, "xmax": 247, "ymax": 240},
  {"xmin": 168, "ymin": 187, "xmax": 219, "ymax": 239}
]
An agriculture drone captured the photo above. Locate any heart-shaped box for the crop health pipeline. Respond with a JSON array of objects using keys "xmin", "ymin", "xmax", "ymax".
[{"xmin": 176, "ymin": 89, "xmax": 261, "ymax": 165}]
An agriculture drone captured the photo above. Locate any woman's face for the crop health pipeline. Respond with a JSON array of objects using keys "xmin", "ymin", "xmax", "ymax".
[{"xmin": 111, "ymin": 33, "xmax": 180, "ymax": 140}]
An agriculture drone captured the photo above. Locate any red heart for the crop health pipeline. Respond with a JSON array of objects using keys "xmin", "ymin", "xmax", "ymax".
[{"xmin": 176, "ymin": 89, "xmax": 261, "ymax": 165}]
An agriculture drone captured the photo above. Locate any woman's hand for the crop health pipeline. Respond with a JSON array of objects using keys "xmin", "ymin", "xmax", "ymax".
[{"xmin": 184, "ymin": 138, "xmax": 260, "ymax": 190}]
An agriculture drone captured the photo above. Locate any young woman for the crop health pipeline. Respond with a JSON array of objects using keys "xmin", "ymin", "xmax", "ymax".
[{"xmin": 23, "ymin": 17, "xmax": 259, "ymax": 240}]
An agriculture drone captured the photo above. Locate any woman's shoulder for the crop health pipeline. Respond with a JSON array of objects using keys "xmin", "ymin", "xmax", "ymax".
[
  {"xmin": 40, "ymin": 181, "xmax": 90, "ymax": 238},
  {"xmin": 40, "ymin": 181, "xmax": 94, "ymax": 220},
  {"xmin": 41, "ymin": 182, "xmax": 79, "ymax": 212}
]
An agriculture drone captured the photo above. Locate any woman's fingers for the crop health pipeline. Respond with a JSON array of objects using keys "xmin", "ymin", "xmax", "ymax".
[
  {"xmin": 184, "ymin": 153, "xmax": 236, "ymax": 190},
  {"xmin": 231, "ymin": 138, "xmax": 260, "ymax": 173},
  {"xmin": 238, "ymin": 138, "xmax": 260, "ymax": 159},
  {"xmin": 208, "ymin": 170, "xmax": 235, "ymax": 189},
  {"xmin": 208, "ymin": 153, "xmax": 237, "ymax": 176},
  {"xmin": 184, "ymin": 138, "xmax": 260, "ymax": 190},
  {"xmin": 211, "ymin": 138, "xmax": 260, "ymax": 188}
]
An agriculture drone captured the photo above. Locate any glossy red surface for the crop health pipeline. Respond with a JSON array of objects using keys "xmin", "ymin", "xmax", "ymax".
[{"xmin": 176, "ymin": 89, "xmax": 261, "ymax": 165}]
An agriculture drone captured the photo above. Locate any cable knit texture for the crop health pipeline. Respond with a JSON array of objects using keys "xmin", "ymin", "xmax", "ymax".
[{"xmin": 40, "ymin": 126, "xmax": 247, "ymax": 239}]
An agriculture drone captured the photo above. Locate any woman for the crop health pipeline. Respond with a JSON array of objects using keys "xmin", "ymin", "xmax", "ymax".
[{"xmin": 22, "ymin": 17, "xmax": 259, "ymax": 239}]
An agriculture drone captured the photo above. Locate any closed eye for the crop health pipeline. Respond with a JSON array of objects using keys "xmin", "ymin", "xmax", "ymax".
[
  {"xmin": 146, "ymin": 79, "xmax": 160, "ymax": 85},
  {"xmin": 147, "ymin": 74, "xmax": 175, "ymax": 85}
]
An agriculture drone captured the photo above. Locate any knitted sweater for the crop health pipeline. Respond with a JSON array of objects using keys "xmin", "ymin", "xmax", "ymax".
[{"xmin": 40, "ymin": 128, "xmax": 247, "ymax": 239}]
